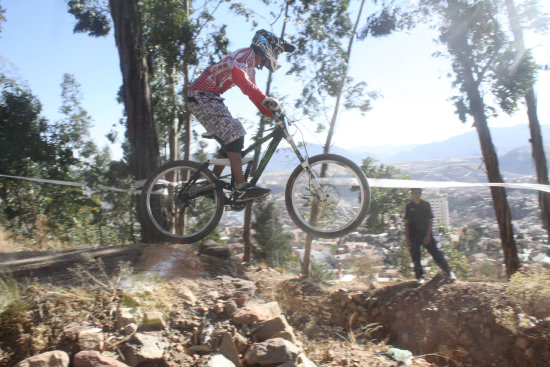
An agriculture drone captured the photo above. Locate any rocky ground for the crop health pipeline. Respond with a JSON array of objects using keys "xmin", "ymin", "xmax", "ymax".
[{"xmin": 1, "ymin": 242, "xmax": 549, "ymax": 367}]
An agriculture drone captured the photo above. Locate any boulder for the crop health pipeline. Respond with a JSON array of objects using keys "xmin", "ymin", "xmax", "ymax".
[
  {"xmin": 218, "ymin": 332, "xmax": 243, "ymax": 367},
  {"xmin": 120, "ymin": 333, "xmax": 165, "ymax": 367},
  {"xmin": 142, "ymin": 311, "xmax": 166, "ymax": 331},
  {"xmin": 78, "ymin": 328, "xmax": 104, "ymax": 351},
  {"xmin": 73, "ymin": 351, "xmax": 129, "ymax": 367},
  {"xmin": 252, "ymin": 315, "xmax": 297, "ymax": 343},
  {"xmin": 232, "ymin": 302, "xmax": 282, "ymax": 326},
  {"xmin": 115, "ymin": 308, "xmax": 138, "ymax": 330},
  {"xmin": 207, "ymin": 354, "xmax": 236, "ymax": 367},
  {"xmin": 14, "ymin": 350, "xmax": 70, "ymax": 367},
  {"xmin": 243, "ymin": 338, "xmax": 299, "ymax": 366}
]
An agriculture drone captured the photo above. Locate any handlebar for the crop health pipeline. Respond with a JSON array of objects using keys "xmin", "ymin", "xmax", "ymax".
[{"xmin": 271, "ymin": 109, "xmax": 289, "ymax": 126}]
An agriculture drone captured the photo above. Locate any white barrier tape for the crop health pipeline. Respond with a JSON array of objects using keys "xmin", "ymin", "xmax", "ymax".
[
  {"xmin": 0, "ymin": 174, "xmax": 130, "ymax": 193},
  {"xmin": 368, "ymin": 178, "xmax": 550, "ymax": 193},
  {"xmin": 2, "ymin": 173, "xmax": 550, "ymax": 194}
]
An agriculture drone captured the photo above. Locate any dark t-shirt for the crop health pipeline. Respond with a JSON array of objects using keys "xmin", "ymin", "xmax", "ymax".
[{"xmin": 404, "ymin": 199, "xmax": 433, "ymax": 240}]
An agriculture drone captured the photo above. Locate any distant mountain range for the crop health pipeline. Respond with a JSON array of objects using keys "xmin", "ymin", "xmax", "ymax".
[
  {"xmin": 349, "ymin": 124, "xmax": 550, "ymax": 163},
  {"xmin": 264, "ymin": 124, "xmax": 550, "ymax": 177}
]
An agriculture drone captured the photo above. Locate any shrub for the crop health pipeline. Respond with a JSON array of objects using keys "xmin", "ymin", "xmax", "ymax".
[{"xmin": 507, "ymin": 269, "xmax": 550, "ymax": 319}]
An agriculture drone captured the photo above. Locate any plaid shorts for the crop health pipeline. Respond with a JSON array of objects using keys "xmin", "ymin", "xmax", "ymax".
[{"xmin": 187, "ymin": 90, "xmax": 246, "ymax": 146}]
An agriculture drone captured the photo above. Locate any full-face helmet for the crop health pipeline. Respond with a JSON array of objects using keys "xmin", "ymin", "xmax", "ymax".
[{"xmin": 251, "ymin": 29, "xmax": 295, "ymax": 72}]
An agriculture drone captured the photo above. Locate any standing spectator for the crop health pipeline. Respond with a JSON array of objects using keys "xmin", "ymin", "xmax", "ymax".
[{"xmin": 404, "ymin": 188, "xmax": 456, "ymax": 284}]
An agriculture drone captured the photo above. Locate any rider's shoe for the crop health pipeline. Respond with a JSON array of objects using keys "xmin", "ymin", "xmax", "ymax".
[
  {"xmin": 446, "ymin": 271, "xmax": 457, "ymax": 282},
  {"xmin": 233, "ymin": 183, "xmax": 271, "ymax": 203}
]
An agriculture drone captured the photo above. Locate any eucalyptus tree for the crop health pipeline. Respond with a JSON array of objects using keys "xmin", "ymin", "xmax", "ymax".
[
  {"xmin": 68, "ymin": 0, "xmax": 160, "ymax": 179},
  {"xmin": 288, "ymin": 0, "xmax": 379, "ymax": 277},
  {"xmin": 417, "ymin": 0, "xmax": 538, "ymax": 276},
  {"xmin": 503, "ymin": 0, "xmax": 550, "ymax": 242},
  {"xmin": 0, "ymin": 73, "xmax": 133, "ymax": 246},
  {"xmin": 233, "ymin": 0, "xmax": 304, "ymax": 264},
  {"xmin": 67, "ymin": 0, "xmax": 160, "ymax": 242},
  {"xmin": 141, "ymin": 0, "xmax": 229, "ymax": 162}
]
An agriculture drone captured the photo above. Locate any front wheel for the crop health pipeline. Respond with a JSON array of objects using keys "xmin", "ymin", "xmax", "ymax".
[
  {"xmin": 140, "ymin": 160, "xmax": 224, "ymax": 243},
  {"xmin": 285, "ymin": 154, "xmax": 370, "ymax": 238}
]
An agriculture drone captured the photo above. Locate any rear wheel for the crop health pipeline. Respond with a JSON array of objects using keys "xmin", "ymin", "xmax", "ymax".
[
  {"xmin": 140, "ymin": 160, "xmax": 224, "ymax": 243},
  {"xmin": 285, "ymin": 154, "xmax": 370, "ymax": 238}
]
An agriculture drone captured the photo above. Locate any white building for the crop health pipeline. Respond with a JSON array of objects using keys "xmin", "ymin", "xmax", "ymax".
[{"xmin": 424, "ymin": 192, "xmax": 450, "ymax": 227}]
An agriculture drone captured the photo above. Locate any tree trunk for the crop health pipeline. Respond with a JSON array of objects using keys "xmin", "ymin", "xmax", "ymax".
[
  {"xmin": 301, "ymin": 0, "xmax": 367, "ymax": 277},
  {"xmin": 167, "ymin": 68, "xmax": 180, "ymax": 162},
  {"xmin": 322, "ymin": 0, "xmax": 366, "ymax": 154},
  {"xmin": 456, "ymin": 40, "xmax": 520, "ymax": 277},
  {"xmin": 109, "ymin": 0, "xmax": 160, "ymax": 242},
  {"xmin": 242, "ymin": 3, "xmax": 291, "ymax": 264},
  {"xmin": 525, "ymin": 88, "xmax": 550, "ymax": 241},
  {"xmin": 302, "ymin": 232, "xmax": 313, "ymax": 277},
  {"xmin": 182, "ymin": 0, "xmax": 191, "ymax": 161},
  {"xmin": 505, "ymin": 0, "xmax": 550, "ymax": 243}
]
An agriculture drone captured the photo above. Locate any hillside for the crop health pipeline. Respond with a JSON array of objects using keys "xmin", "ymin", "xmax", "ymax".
[
  {"xmin": 1, "ymin": 243, "xmax": 549, "ymax": 367},
  {"xmin": 363, "ymin": 124, "xmax": 550, "ymax": 164},
  {"xmin": 266, "ymin": 124, "xmax": 550, "ymax": 178}
]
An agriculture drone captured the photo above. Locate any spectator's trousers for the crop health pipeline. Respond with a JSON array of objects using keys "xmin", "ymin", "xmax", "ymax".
[{"xmin": 409, "ymin": 236, "xmax": 451, "ymax": 279}]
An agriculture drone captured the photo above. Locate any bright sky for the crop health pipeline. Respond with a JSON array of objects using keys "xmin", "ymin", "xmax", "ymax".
[{"xmin": 1, "ymin": 0, "xmax": 549, "ymax": 160}]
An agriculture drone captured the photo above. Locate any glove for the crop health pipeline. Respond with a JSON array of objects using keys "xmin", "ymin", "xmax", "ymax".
[{"xmin": 262, "ymin": 96, "xmax": 282, "ymax": 112}]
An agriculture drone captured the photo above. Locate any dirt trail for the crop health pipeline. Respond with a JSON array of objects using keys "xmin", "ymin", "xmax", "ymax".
[{"xmin": 2, "ymin": 244, "xmax": 550, "ymax": 367}]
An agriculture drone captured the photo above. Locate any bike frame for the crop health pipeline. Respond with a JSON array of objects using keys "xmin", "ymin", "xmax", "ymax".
[
  {"xmin": 235, "ymin": 114, "xmax": 324, "ymax": 198},
  {"xmin": 182, "ymin": 113, "xmax": 325, "ymax": 202}
]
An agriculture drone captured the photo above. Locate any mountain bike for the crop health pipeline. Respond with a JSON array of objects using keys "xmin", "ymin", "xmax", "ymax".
[{"xmin": 140, "ymin": 110, "xmax": 371, "ymax": 243}]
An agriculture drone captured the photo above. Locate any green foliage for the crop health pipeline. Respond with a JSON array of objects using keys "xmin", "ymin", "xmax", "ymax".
[
  {"xmin": 0, "ymin": 273, "xmax": 24, "ymax": 313},
  {"xmin": 140, "ymin": 0, "xmax": 230, "ymax": 160},
  {"xmin": 420, "ymin": 0, "xmax": 537, "ymax": 121},
  {"xmin": 0, "ymin": 73, "xmax": 137, "ymax": 248},
  {"xmin": 360, "ymin": 157, "xmax": 410, "ymax": 233},
  {"xmin": 309, "ymin": 260, "xmax": 336, "ymax": 282},
  {"xmin": 456, "ymin": 223, "xmax": 485, "ymax": 255},
  {"xmin": 0, "ymin": 3, "xmax": 5, "ymax": 34},
  {"xmin": 435, "ymin": 223, "xmax": 471, "ymax": 278},
  {"xmin": 0, "ymin": 78, "xmax": 54, "ymax": 176},
  {"xmin": 384, "ymin": 233, "xmax": 411, "ymax": 278},
  {"xmin": 191, "ymin": 198, "xmax": 222, "ymax": 243},
  {"xmin": 252, "ymin": 200, "xmax": 296, "ymax": 268},
  {"xmin": 288, "ymin": 0, "xmax": 377, "ymax": 124},
  {"xmin": 359, "ymin": 4, "xmax": 416, "ymax": 38},
  {"xmin": 67, "ymin": 0, "xmax": 111, "ymax": 37},
  {"xmin": 491, "ymin": 48, "xmax": 537, "ymax": 114},
  {"xmin": 345, "ymin": 254, "xmax": 377, "ymax": 284}
]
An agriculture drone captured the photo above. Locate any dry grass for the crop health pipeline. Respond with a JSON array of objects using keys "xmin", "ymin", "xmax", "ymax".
[
  {"xmin": 0, "ymin": 259, "xmax": 132, "ymax": 366},
  {"xmin": 507, "ymin": 268, "xmax": 550, "ymax": 319},
  {"xmin": 0, "ymin": 227, "xmax": 31, "ymax": 253}
]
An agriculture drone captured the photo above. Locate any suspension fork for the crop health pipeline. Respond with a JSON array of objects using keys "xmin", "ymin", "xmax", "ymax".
[{"xmin": 280, "ymin": 122, "xmax": 326, "ymax": 201}]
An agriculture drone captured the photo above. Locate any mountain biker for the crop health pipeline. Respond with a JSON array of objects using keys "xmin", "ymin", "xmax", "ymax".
[{"xmin": 187, "ymin": 29, "xmax": 295, "ymax": 203}]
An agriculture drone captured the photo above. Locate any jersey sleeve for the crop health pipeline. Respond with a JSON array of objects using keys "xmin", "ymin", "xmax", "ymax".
[{"xmin": 231, "ymin": 66, "xmax": 273, "ymax": 118}]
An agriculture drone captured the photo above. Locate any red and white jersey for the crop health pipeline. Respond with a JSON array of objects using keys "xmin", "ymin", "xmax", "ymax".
[{"xmin": 190, "ymin": 48, "xmax": 272, "ymax": 117}]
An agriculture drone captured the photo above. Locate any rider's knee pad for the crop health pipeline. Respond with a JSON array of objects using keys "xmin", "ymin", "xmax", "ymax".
[{"xmin": 224, "ymin": 136, "xmax": 244, "ymax": 153}]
